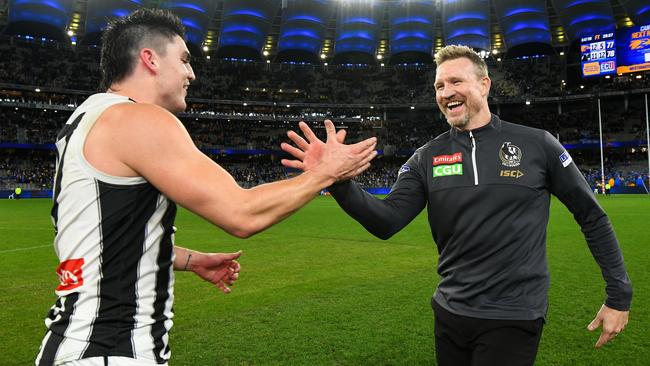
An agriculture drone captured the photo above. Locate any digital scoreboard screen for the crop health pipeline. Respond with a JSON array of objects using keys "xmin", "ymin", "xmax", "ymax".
[
  {"xmin": 580, "ymin": 32, "xmax": 616, "ymax": 77},
  {"xmin": 616, "ymin": 24, "xmax": 650, "ymax": 75}
]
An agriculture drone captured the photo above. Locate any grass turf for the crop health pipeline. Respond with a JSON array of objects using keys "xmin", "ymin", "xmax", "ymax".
[{"xmin": 0, "ymin": 195, "xmax": 648, "ymax": 365}]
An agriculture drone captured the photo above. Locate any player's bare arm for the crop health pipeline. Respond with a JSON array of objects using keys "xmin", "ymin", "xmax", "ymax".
[{"xmin": 85, "ymin": 103, "xmax": 377, "ymax": 238}]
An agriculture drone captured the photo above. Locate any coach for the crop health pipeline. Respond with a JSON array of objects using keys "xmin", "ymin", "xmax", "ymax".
[{"xmin": 282, "ymin": 45, "xmax": 632, "ymax": 366}]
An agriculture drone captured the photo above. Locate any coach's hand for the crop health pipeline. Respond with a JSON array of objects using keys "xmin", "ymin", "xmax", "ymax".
[
  {"xmin": 280, "ymin": 119, "xmax": 377, "ymax": 182},
  {"xmin": 587, "ymin": 304, "xmax": 629, "ymax": 348},
  {"xmin": 190, "ymin": 251, "xmax": 242, "ymax": 294}
]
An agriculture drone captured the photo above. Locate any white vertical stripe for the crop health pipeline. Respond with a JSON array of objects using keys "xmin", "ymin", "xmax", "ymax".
[
  {"xmin": 34, "ymin": 330, "xmax": 51, "ymax": 365},
  {"xmin": 132, "ymin": 195, "xmax": 172, "ymax": 361},
  {"xmin": 49, "ymin": 181, "xmax": 103, "ymax": 361},
  {"xmin": 160, "ymin": 259, "xmax": 175, "ymax": 361}
]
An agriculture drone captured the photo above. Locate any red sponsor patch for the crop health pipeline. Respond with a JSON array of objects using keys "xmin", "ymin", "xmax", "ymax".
[
  {"xmin": 433, "ymin": 152, "xmax": 463, "ymax": 166},
  {"xmin": 56, "ymin": 258, "xmax": 84, "ymax": 291}
]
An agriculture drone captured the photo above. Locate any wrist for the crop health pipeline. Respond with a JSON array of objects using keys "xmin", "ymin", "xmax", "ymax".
[
  {"xmin": 183, "ymin": 252, "xmax": 193, "ymax": 271},
  {"xmin": 314, "ymin": 171, "xmax": 338, "ymax": 189},
  {"xmin": 304, "ymin": 169, "xmax": 337, "ymax": 189},
  {"xmin": 175, "ymin": 249, "xmax": 198, "ymax": 272}
]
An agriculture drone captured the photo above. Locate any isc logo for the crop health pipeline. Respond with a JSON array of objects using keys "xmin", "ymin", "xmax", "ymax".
[{"xmin": 500, "ymin": 170, "xmax": 524, "ymax": 179}]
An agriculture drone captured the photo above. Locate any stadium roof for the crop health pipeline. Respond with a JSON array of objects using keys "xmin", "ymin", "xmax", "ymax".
[{"xmin": 0, "ymin": 0, "xmax": 644, "ymax": 63}]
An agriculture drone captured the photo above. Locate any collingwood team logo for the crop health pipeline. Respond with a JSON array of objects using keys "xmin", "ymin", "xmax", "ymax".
[{"xmin": 499, "ymin": 142, "xmax": 522, "ymax": 167}]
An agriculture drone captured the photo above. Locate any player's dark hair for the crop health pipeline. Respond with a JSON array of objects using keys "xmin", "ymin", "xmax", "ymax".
[{"xmin": 100, "ymin": 8, "xmax": 185, "ymax": 90}]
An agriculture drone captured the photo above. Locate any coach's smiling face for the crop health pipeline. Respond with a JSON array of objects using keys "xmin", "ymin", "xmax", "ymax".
[{"xmin": 434, "ymin": 57, "xmax": 491, "ymax": 131}]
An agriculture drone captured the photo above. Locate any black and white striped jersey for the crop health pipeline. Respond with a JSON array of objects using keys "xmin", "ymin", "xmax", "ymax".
[{"xmin": 37, "ymin": 93, "xmax": 177, "ymax": 365}]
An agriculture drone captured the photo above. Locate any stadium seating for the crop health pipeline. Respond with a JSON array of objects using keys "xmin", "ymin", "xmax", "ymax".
[{"xmin": 0, "ymin": 35, "xmax": 648, "ymax": 192}]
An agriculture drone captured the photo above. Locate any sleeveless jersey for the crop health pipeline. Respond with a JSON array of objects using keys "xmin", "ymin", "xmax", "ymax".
[{"xmin": 36, "ymin": 93, "xmax": 177, "ymax": 365}]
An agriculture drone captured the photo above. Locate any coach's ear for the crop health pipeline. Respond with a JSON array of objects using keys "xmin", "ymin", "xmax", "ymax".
[{"xmin": 480, "ymin": 76, "xmax": 491, "ymax": 97}]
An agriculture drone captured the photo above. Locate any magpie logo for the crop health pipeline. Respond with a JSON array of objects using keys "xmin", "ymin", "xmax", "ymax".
[{"xmin": 499, "ymin": 142, "xmax": 522, "ymax": 167}]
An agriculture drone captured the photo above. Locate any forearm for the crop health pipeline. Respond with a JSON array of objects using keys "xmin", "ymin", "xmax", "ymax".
[
  {"xmin": 329, "ymin": 180, "xmax": 425, "ymax": 239},
  {"xmin": 173, "ymin": 246, "xmax": 197, "ymax": 271},
  {"xmin": 561, "ymin": 185, "xmax": 632, "ymax": 310},
  {"xmin": 581, "ymin": 212, "xmax": 633, "ymax": 310},
  {"xmin": 242, "ymin": 170, "xmax": 332, "ymax": 232},
  {"xmin": 192, "ymin": 170, "xmax": 331, "ymax": 238}
]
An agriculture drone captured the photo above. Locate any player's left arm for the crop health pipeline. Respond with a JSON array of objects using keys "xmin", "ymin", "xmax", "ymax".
[
  {"xmin": 543, "ymin": 131, "xmax": 631, "ymax": 348},
  {"xmin": 173, "ymin": 246, "xmax": 241, "ymax": 294}
]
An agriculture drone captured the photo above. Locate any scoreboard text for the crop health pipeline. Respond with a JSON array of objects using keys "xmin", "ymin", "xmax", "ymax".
[{"xmin": 580, "ymin": 32, "xmax": 616, "ymax": 77}]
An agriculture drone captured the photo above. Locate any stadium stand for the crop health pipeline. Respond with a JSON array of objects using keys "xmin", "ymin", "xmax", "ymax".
[{"xmin": 0, "ymin": 34, "xmax": 648, "ymax": 194}]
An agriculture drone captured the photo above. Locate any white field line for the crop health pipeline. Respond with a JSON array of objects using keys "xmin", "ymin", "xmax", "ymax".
[{"xmin": 0, "ymin": 244, "xmax": 51, "ymax": 254}]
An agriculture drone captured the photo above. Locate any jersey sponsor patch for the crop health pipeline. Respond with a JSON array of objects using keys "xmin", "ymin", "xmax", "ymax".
[
  {"xmin": 56, "ymin": 258, "xmax": 84, "ymax": 291},
  {"xmin": 398, "ymin": 164, "xmax": 411, "ymax": 175},
  {"xmin": 559, "ymin": 151, "xmax": 573, "ymax": 168},
  {"xmin": 433, "ymin": 163, "xmax": 463, "ymax": 177},
  {"xmin": 500, "ymin": 170, "xmax": 524, "ymax": 178},
  {"xmin": 433, "ymin": 152, "xmax": 462, "ymax": 166}
]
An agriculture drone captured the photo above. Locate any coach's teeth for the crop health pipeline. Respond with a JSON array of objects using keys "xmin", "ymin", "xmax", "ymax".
[{"xmin": 447, "ymin": 101, "xmax": 463, "ymax": 110}]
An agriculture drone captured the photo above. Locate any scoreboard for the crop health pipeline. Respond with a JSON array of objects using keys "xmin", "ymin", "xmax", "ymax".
[
  {"xmin": 616, "ymin": 24, "xmax": 650, "ymax": 75},
  {"xmin": 580, "ymin": 32, "xmax": 616, "ymax": 77}
]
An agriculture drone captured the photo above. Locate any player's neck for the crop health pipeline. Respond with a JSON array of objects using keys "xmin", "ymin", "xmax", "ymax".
[{"xmin": 107, "ymin": 79, "xmax": 155, "ymax": 105}]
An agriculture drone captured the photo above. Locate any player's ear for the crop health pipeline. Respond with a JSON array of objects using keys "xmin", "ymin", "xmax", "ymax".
[{"xmin": 139, "ymin": 48, "xmax": 158, "ymax": 74}]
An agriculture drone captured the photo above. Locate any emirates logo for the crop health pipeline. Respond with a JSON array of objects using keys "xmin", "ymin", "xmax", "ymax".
[{"xmin": 56, "ymin": 258, "xmax": 85, "ymax": 291}]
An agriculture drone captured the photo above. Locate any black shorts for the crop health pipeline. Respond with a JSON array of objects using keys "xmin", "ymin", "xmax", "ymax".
[{"xmin": 433, "ymin": 300, "xmax": 544, "ymax": 366}]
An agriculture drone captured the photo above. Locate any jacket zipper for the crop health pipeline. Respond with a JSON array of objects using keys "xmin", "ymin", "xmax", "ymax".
[{"xmin": 469, "ymin": 131, "xmax": 478, "ymax": 185}]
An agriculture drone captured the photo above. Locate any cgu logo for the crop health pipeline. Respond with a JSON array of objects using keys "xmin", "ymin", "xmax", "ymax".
[
  {"xmin": 500, "ymin": 170, "xmax": 524, "ymax": 179},
  {"xmin": 433, "ymin": 163, "xmax": 463, "ymax": 177},
  {"xmin": 56, "ymin": 258, "xmax": 84, "ymax": 291}
]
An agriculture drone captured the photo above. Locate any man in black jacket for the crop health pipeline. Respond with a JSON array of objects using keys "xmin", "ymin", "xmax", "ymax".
[{"xmin": 281, "ymin": 45, "xmax": 631, "ymax": 366}]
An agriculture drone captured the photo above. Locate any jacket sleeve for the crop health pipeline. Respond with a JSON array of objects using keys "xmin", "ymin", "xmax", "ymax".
[
  {"xmin": 328, "ymin": 150, "xmax": 428, "ymax": 240},
  {"xmin": 544, "ymin": 132, "xmax": 632, "ymax": 311}
]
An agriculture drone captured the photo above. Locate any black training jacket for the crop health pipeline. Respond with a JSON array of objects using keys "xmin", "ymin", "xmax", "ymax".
[{"xmin": 329, "ymin": 114, "xmax": 632, "ymax": 320}]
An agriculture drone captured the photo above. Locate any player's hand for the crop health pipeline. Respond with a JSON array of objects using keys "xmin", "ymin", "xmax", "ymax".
[
  {"xmin": 280, "ymin": 119, "xmax": 377, "ymax": 182},
  {"xmin": 587, "ymin": 304, "xmax": 629, "ymax": 348},
  {"xmin": 190, "ymin": 251, "xmax": 242, "ymax": 294}
]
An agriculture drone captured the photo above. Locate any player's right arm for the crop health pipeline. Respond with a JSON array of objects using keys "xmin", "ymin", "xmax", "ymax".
[{"xmin": 85, "ymin": 103, "xmax": 377, "ymax": 238}]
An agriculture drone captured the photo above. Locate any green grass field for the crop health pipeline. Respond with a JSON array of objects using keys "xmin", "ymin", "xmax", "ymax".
[{"xmin": 1, "ymin": 195, "xmax": 649, "ymax": 365}]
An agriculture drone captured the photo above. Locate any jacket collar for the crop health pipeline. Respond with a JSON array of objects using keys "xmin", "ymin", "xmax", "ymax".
[{"xmin": 450, "ymin": 113, "xmax": 502, "ymax": 138}]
